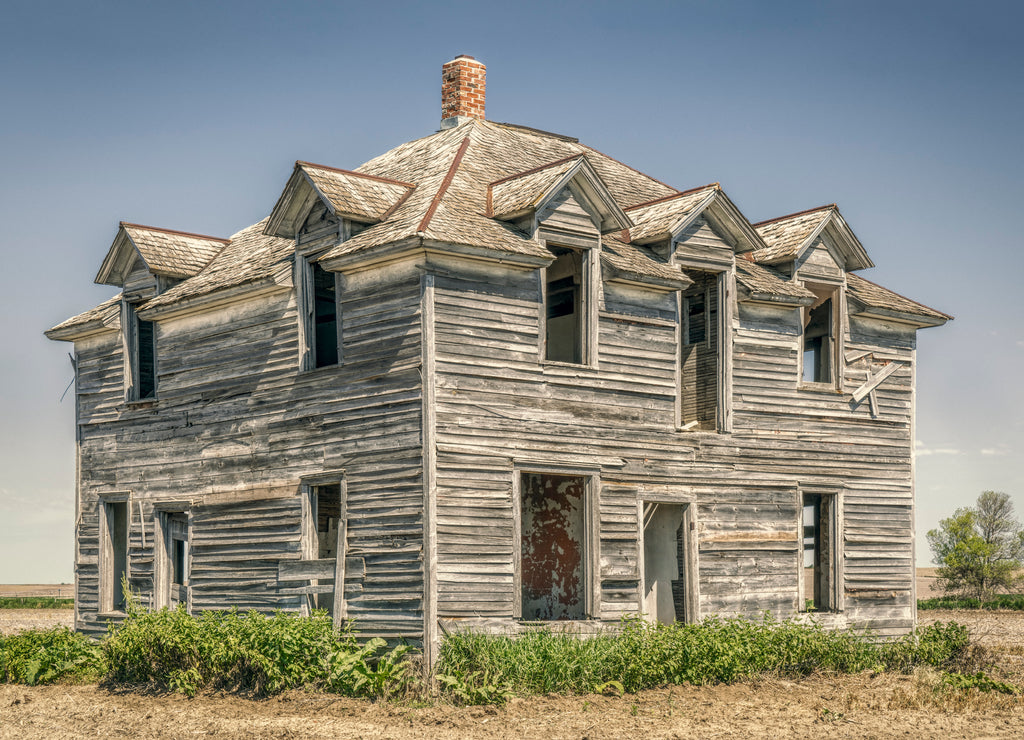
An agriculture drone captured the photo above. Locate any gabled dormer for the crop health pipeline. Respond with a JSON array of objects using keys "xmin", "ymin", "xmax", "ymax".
[
  {"xmin": 753, "ymin": 205, "xmax": 873, "ymax": 281},
  {"xmin": 264, "ymin": 161, "xmax": 416, "ymax": 245},
  {"xmin": 487, "ymin": 154, "xmax": 631, "ymax": 239},
  {"xmin": 624, "ymin": 184, "xmax": 766, "ymax": 272},
  {"xmin": 94, "ymin": 222, "xmax": 228, "ymax": 297}
]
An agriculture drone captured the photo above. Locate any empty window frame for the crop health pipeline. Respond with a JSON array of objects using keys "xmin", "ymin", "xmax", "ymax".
[
  {"xmin": 518, "ymin": 472, "xmax": 596, "ymax": 620},
  {"xmin": 300, "ymin": 479, "xmax": 347, "ymax": 619},
  {"xmin": 155, "ymin": 510, "xmax": 190, "ymax": 610},
  {"xmin": 543, "ymin": 246, "xmax": 590, "ymax": 364},
  {"xmin": 99, "ymin": 497, "xmax": 129, "ymax": 613},
  {"xmin": 123, "ymin": 300, "xmax": 157, "ymax": 400},
  {"xmin": 800, "ymin": 492, "xmax": 840, "ymax": 613},
  {"xmin": 801, "ymin": 285, "xmax": 840, "ymax": 385},
  {"xmin": 300, "ymin": 257, "xmax": 341, "ymax": 370}
]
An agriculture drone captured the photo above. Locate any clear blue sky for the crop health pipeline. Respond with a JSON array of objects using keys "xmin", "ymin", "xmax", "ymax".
[{"xmin": 1, "ymin": 0, "xmax": 1021, "ymax": 582}]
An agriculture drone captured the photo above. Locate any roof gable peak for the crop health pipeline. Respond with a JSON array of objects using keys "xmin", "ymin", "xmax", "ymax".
[{"xmin": 95, "ymin": 222, "xmax": 227, "ymax": 287}]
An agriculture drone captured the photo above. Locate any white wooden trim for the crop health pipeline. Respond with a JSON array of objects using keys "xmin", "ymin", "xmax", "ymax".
[{"xmin": 420, "ymin": 272, "xmax": 439, "ymax": 667}]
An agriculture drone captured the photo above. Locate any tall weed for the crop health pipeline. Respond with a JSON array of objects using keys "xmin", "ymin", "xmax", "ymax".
[{"xmin": 0, "ymin": 627, "xmax": 103, "ymax": 685}]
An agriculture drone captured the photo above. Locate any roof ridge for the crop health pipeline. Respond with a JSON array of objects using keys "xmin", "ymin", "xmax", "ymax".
[
  {"xmin": 295, "ymin": 161, "xmax": 416, "ymax": 189},
  {"xmin": 488, "ymin": 121, "xmax": 579, "ymax": 143},
  {"xmin": 418, "ymin": 136, "xmax": 472, "ymax": 234},
  {"xmin": 119, "ymin": 222, "xmax": 230, "ymax": 243},
  {"xmin": 847, "ymin": 272, "xmax": 953, "ymax": 320},
  {"xmin": 624, "ymin": 183, "xmax": 720, "ymax": 212},
  {"xmin": 487, "ymin": 153, "xmax": 585, "ymax": 188},
  {"xmin": 753, "ymin": 203, "xmax": 836, "ymax": 228},
  {"xmin": 578, "ymin": 143, "xmax": 680, "ymax": 198}
]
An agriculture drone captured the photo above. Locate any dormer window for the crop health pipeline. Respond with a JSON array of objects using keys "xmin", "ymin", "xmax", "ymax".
[
  {"xmin": 124, "ymin": 299, "xmax": 157, "ymax": 401},
  {"xmin": 299, "ymin": 256, "xmax": 341, "ymax": 370},
  {"xmin": 543, "ymin": 246, "xmax": 592, "ymax": 364},
  {"xmin": 802, "ymin": 284, "xmax": 840, "ymax": 386}
]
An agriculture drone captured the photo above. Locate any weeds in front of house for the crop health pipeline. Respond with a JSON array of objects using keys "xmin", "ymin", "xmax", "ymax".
[
  {"xmin": 435, "ymin": 615, "xmax": 979, "ymax": 698},
  {"xmin": 0, "ymin": 627, "xmax": 104, "ymax": 685},
  {"xmin": 3, "ymin": 603, "xmax": 1018, "ymax": 706}
]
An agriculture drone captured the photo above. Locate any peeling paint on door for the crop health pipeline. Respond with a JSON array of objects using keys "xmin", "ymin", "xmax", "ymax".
[{"xmin": 521, "ymin": 473, "xmax": 585, "ymax": 620}]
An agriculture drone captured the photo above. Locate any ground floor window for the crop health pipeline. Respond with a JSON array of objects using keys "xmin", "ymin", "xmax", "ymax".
[
  {"xmin": 100, "ymin": 498, "xmax": 129, "ymax": 613},
  {"xmin": 311, "ymin": 483, "xmax": 342, "ymax": 613},
  {"xmin": 519, "ymin": 472, "xmax": 593, "ymax": 620},
  {"xmin": 801, "ymin": 492, "xmax": 839, "ymax": 612},
  {"xmin": 155, "ymin": 510, "xmax": 190, "ymax": 610}
]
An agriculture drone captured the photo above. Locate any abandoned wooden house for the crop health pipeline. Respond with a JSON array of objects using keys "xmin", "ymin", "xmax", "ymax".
[{"xmin": 47, "ymin": 55, "xmax": 949, "ymax": 661}]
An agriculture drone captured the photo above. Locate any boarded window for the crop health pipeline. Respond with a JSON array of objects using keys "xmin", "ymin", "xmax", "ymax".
[
  {"xmin": 544, "ymin": 248, "xmax": 584, "ymax": 364},
  {"xmin": 520, "ymin": 473, "xmax": 587, "ymax": 620},
  {"xmin": 802, "ymin": 493, "xmax": 838, "ymax": 612},
  {"xmin": 102, "ymin": 501, "xmax": 129, "ymax": 612}
]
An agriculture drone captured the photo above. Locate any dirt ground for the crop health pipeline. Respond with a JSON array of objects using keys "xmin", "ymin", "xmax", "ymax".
[{"xmin": 2, "ymin": 587, "xmax": 1023, "ymax": 738}]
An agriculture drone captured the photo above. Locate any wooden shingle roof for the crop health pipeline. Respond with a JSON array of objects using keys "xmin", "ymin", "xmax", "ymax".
[
  {"xmin": 95, "ymin": 223, "xmax": 228, "ymax": 286},
  {"xmin": 45, "ymin": 294, "xmax": 122, "ymax": 340},
  {"xmin": 846, "ymin": 273, "xmax": 950, "ymax": 324},
  {"xmin": 624, "ymin": 185, "xmax": 720, "ymax": 245},
  {"xmin": 753, "ymin": 205, "xmax": 835, "ymax": 264}
]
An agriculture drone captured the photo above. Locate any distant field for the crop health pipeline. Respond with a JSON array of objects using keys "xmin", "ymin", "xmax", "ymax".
[{"xmin": 0, "ymin": 585, "xmax": 73, "ymax": 599}]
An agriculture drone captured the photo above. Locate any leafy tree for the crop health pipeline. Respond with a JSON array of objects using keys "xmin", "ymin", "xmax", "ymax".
[{"xmin": 927, "ymin": 491, "xmax": 1024, "ymax": 600}]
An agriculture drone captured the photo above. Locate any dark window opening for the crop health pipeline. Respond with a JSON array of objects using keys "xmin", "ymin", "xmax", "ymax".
[
  {"xmin": 136, "ymin": 316, "xmax": 156, "ymax": 399},
  {"xmin": 106, "ymin": 501, "xmax": 128, "ymax": 611},
  {"xmin": 164, "ymin": 512, "xmax": 189, "ymax": 608},
  {"xmin": 545, "ymin": 248, "xmax": 584, "ymax": 364},
  {"xmin": 312, "ymin": 262, "xmax": 339, "ymax": 368},
  {"xmin": 802, "ymin": 493, "xmax": 837, "ymax": 612},
  {"xmin": 172, "ymin": 539, "xmax": 186, "ymax": 586},
  {"xmin": 802, "ymin": 292, "xmax": 835, "ymax": 384},
  {"xmin": 521, "ymin": 473, "xmax": 587, "ymax": 620}
]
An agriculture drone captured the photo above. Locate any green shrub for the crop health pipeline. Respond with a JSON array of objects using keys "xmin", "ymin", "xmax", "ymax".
[
  {"xmin": 0, "ymin": 627, "xmax": 103, "ymax": 685},
  {"xmin": 101, "ymin": 600, "xmax": 415, "ymax": 698}
]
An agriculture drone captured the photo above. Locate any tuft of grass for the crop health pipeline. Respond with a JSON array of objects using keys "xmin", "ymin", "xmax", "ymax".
[
  {"xmin": 0, "ymin": 627, "xmax": 104, "ymax": 685},
  {"xmin": 0, "ymin": 597, "xmax": 75, "ymax": 610}
]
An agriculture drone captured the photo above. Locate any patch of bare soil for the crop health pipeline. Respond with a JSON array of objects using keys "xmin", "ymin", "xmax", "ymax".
[
  {"xmin": 0, "ymin": 610, "xmax": 74, "ymax": 636},
  {"xmin": 2, "ymin": 673, "xmax": 1022, "ymax": 740}
]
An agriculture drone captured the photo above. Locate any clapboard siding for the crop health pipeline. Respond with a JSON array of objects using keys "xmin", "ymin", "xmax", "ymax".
[{"xmin": 73, "ymin": 263, "xmax": 426, "ymax": 641}]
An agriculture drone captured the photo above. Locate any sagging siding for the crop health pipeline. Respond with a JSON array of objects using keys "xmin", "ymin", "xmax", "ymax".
[
  {"xmin": 73, "ymin": 263, "xmax": 427, "ymax": 639},
  {"xmin": 427, "ymin": 248, "xmax": 919, "ymax": 635}
]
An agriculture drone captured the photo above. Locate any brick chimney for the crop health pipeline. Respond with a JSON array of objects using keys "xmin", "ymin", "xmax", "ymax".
[{"xmin": 440, "ymin": 55, "xmax": 485, "ymax": 129}]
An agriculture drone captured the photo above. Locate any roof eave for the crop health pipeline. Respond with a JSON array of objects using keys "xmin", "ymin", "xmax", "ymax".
[{"xmin": 848, "ymin": 303, "xmax": 950, "ymax": 328}]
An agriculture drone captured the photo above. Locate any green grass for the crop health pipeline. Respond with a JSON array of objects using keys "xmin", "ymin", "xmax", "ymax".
[
  {"xmin": 436, "ymin": 616, "xmax": 975, "ymax": 698},
  {"xmin": 0, "ymin": 597, "xmax": 75, "ymax": 609},
  {"xmin": 918, "ymin": 594, "xmax": 1024, "ymax": 611}
]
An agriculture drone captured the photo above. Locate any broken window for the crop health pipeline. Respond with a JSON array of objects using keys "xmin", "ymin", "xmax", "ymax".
[
  {"xmin": 544, "ymin": 247, "xmax": 587, "ymax": 364},
  {"xmin": 300, "ymin": 257, "xmax": 340, "ymax": 370},
  {"xmin": 801, "ymin": 492, "xmax": 839, "ymax": 612},
  {"xmin": 520, "ymin": 473, "xmax": 590, "ymax": 620},
  {"xmin": 642, "ymin": 502, "xmax": 695, "ymax": 624},
  {"xmin": 100, "ymin": 499, "xmax": 129, "ymax": 613},
  {"xmin": 802, "ymin": 286, "xmax": 839, "ymax": 384},
  {"xmin": 155, "ymin": 511, "xmax": 189, "ymax": 610},
  {"xmin": 124, "ymin": 300, "xmax": 156, "ymax": 400},
  {"xmin": 679, "ymin": 274, "xmax": 719, "ymax": 430}
]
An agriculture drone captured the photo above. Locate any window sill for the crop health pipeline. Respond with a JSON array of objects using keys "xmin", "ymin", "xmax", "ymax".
[
  {"xmin": 298, "ymin": 363, "xmax": 343, "ymax": 377},
  {"xmin": 123, "ymin": 398, "xmax": 159, "ymax": 410},
  {"xmin": 541, "ymin": 360, "xmax": 598, "ymax": 376},
  {"xmin": 97, "ymin": 611, "xmax": 127, "ymax": 619},
  {"xmin": 797, "ymin": 382, "xmax": 843, "ymax": 394}
]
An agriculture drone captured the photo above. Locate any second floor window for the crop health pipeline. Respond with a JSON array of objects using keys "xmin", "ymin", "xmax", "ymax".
[
  {"xmin": 802, "ymin": 285, "xmax": 839, "ymax": 385},
  {"xmin": 300, "ymin": 257, "xmax": 341, "ymax": 370},
  {"xmin": 124, "ymin": 300, "xmax": 156, "ymax": 401},
  {"xmin": 544, "ymin": 246, "xmax": 588, "ymax": 364}
]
